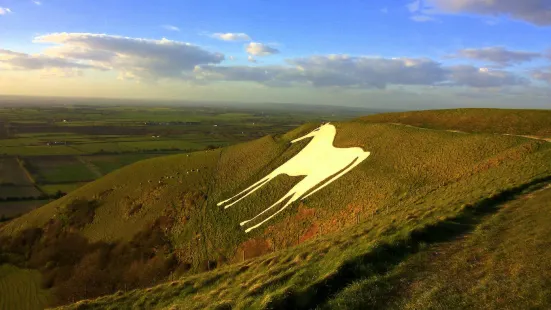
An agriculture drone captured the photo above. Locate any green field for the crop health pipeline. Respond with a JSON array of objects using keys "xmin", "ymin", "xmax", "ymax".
[
  {"xmin": 0, "ymin": 157, "xmax": 42, "ymax": 199},
  {"xmin": 39, "ymin": 183, "xmax": 88, "ymax": 196},
  {"xmin": 80, "ymin": 154, "xmax": 162, "ymax": 175},
  {"xmin": 0, "ymin": 187, "xmax": 42, "ymax": 199},
  {"xmin": 25, "ymin": 156, "xmax": 98, "ymax": 184},
  {"xmin": 0, "ymin": 157, "xmax": 34, "ymax": 185},
  {"xmin": 0, "ymin": 200, "xmax": 46, "ymax": 218},
  {"xmin": 0, "ymin": 146, "xmax": 84, "ymax": 156}
]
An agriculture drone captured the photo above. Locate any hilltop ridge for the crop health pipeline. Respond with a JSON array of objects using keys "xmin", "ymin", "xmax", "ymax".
[{"xmin": 359, "ymin": 108, "xmax": 551, "ymax": 138}]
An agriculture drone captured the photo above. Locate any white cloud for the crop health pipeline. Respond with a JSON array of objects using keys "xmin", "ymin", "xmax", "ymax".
[
  {"xmin": 212, "ymin": 33, "xmax": 251, "ymax": 41},
  {"xmin": 288, "ymin": 55, "xmax": 448, "ymax": 87},
  {"xmin": 532, "ymin": 68, "xmax": 551, "ymax": 84},
  {"xmin": 194, "ymin": 65, "xmax": 291, "ymax": 86},
  {"xmin": 246, "ymin": 42, "xmax": 280, "ymax": 56},
  {"xmin": 447, "ymin": 65, "xmax": 528, "ymax": 87},
  {"xmin": 41, "ymin": 68, "xmax": 84, "ymax": 78},
  {"xmin": 33, "ymin": 1, "xmax": 42, "ymax": 5},
  {"xmin": 34, "ymin": 32, "xmax": 225, "ymax": 80},
  {"xmin": 0, "ymin": 48, "xmax": 102, "ymax": 71},
  {"xmin": 162, "ymin": 25, "xmax": 180, "ymax": 32},
  {"xmin": 195, "ymin": 55, "xmax": 528, "ymax": 89},
  {"xmin": 0, "ymin": 7, "xmax": 12, "ymax": 15},
  {"xmin": 2, "ymin": 33, "xmax": 532, "ymax": 90},
  {"xmin": 425, "ymin": 0, "xmax": 551, "ymax": 26},
  {"xmin": 0, "ymin": 49, "xmax": 25, "ymax": 57},
  {"xmin": 449, "ymin": 47, "xmax": 541, "ymax": 66}
]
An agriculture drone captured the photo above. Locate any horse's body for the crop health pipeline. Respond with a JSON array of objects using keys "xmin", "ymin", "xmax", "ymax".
[{"xmin": 218, "ymin": 123, "xmax": 370, "ymax": 233}]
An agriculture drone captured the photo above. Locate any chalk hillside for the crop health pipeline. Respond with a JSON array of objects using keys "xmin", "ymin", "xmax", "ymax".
[{"xmin": 1, "ymin": 108, "xmax": 551, "ymax": 309}]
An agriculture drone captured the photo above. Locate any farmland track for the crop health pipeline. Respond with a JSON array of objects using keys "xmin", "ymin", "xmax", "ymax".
[{"xmin": 77, "ymin": 156, "xmax": 103, "ymax": 178}]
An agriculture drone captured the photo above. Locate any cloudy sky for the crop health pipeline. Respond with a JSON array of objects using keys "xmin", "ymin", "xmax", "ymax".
[{"xmin": 1, "ymin": 0, "xmax": 551, "ymax": 109}]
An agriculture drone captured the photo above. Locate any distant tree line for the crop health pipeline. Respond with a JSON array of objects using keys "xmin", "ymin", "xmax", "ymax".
[
  {"xmin": 93, "ymin": 145, "xmax": 220, "ymax": 155},
  {"xmin": 0, "ymin": 190, "xmax": 66, "ymax": 202},
  {"xmin": 94, "ymin": 148, "xmax": 195, "ymax": 155}
]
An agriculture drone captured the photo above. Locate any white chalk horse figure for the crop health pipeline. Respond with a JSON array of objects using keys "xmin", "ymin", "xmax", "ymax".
[{"xmin": 218, "ymin": 123, "xmax": 370, "ymax": 233}]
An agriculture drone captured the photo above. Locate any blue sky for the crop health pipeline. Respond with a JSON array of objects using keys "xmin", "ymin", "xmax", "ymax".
[{"xmin": 1, "ymin": 0, "xmax": 550, "ymax": 109}]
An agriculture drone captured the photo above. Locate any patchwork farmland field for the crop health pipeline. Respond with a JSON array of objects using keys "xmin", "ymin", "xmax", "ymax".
[
  {"xmin": 0, "ymin": 157, "xmax": 42, "ymax": 199},
  {"xmin": 0, "ymin": 200, "xmax": 45, "ymax": 218},
  {"xmin": 80, "ymin": 154, "xmax": 162, "ymax": 175},
  {"xmin": 23, "ymin": 156, "xmax": 98, "ymax": 184},
  {"xmin": 0, "ymin": 157, "xmax": 33, "ymax": 185},
  {"xmin": 39, "ymin": 183, "xmax": 88, "ymax": 196},
  {"xmin": 0, "ymin": 187, "xmax": 42, "ymax": 200}
]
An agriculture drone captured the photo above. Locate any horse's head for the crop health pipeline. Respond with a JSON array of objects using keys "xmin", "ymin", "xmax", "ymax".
[{"xmin": 291, "ymin": 122, "xmax": 334, "ymax": 143}]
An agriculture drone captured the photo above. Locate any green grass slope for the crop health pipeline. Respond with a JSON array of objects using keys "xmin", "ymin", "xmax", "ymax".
[
  {"xmin": 0, "ymin": 264, "xmax": 52, "ymax": 310},
  {"xmin": 58, "ymin": 176, "xmax": 551, "ymax": 310},
  {"xmin": 359, "ymin": 108, "xmax": 551, "ymax": 138},
  {"xmin": 1, "ymin": 109, "xmax": 551, "ymax": 309},
  {"xmin": 327, "ymin": 183, "xmax": 551, "ymax": 309}
]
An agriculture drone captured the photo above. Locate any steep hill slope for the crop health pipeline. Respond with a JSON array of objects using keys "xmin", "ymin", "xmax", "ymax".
[
  {"xmin": 59, "ymin": 176, "xmax": 551, "ymax": 310},
  {"xmin": 1, "ymin": 109, "xmax": 551, "ymax": 309},
  {"xmin": 328, "ymin": 183, "xmax": 551, "ymax": 309}
]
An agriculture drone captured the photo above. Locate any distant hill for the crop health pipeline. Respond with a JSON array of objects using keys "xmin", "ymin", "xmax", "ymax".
[{"xmin": 1, "ymin": 109, "xmax": 551, "ymax": 309}]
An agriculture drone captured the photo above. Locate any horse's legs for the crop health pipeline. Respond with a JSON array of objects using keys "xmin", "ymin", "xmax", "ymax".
[
  {"xmin": 243, "ymin": 175, "xmax": 321, "ymax": 232},
  {"xmin": 217, "ymin": 174, "xmax": 273, "ymax": 209},
  {"xmin": 244, "ymin": 192, "xmax": 300, "ymax": 233},
  {"xmin": 239, "ymin": 189, "xmax": 295, "ymax": 226},
  {"xmin": 302, "ymin": 152, "xmax": 370, "ymax": 200}
]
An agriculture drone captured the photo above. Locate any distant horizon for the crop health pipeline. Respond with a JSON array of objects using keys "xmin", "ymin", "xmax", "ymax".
[{"xmin": 1, "ymin": 94, "xmax": 549, "ymax": 112}]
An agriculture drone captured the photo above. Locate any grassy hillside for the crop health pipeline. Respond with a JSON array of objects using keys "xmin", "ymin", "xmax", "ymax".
[
  {"xmin": 1, "ymin": 109, "xmax": 551, "ymax": 309},
  {"xmin": 57, "ymin": 176, "xmax": 551, "ymax": 310},
  {"xmin": 359, "ymin": 108, "xmax": 551, "ymax": 138},
  {"xmin": 328, "ymin": 183, "xmax": 551, "ymax": 309},
  {"xmin": 0, "ymin": 264, "xmax": 51, "ymax": 310}
]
